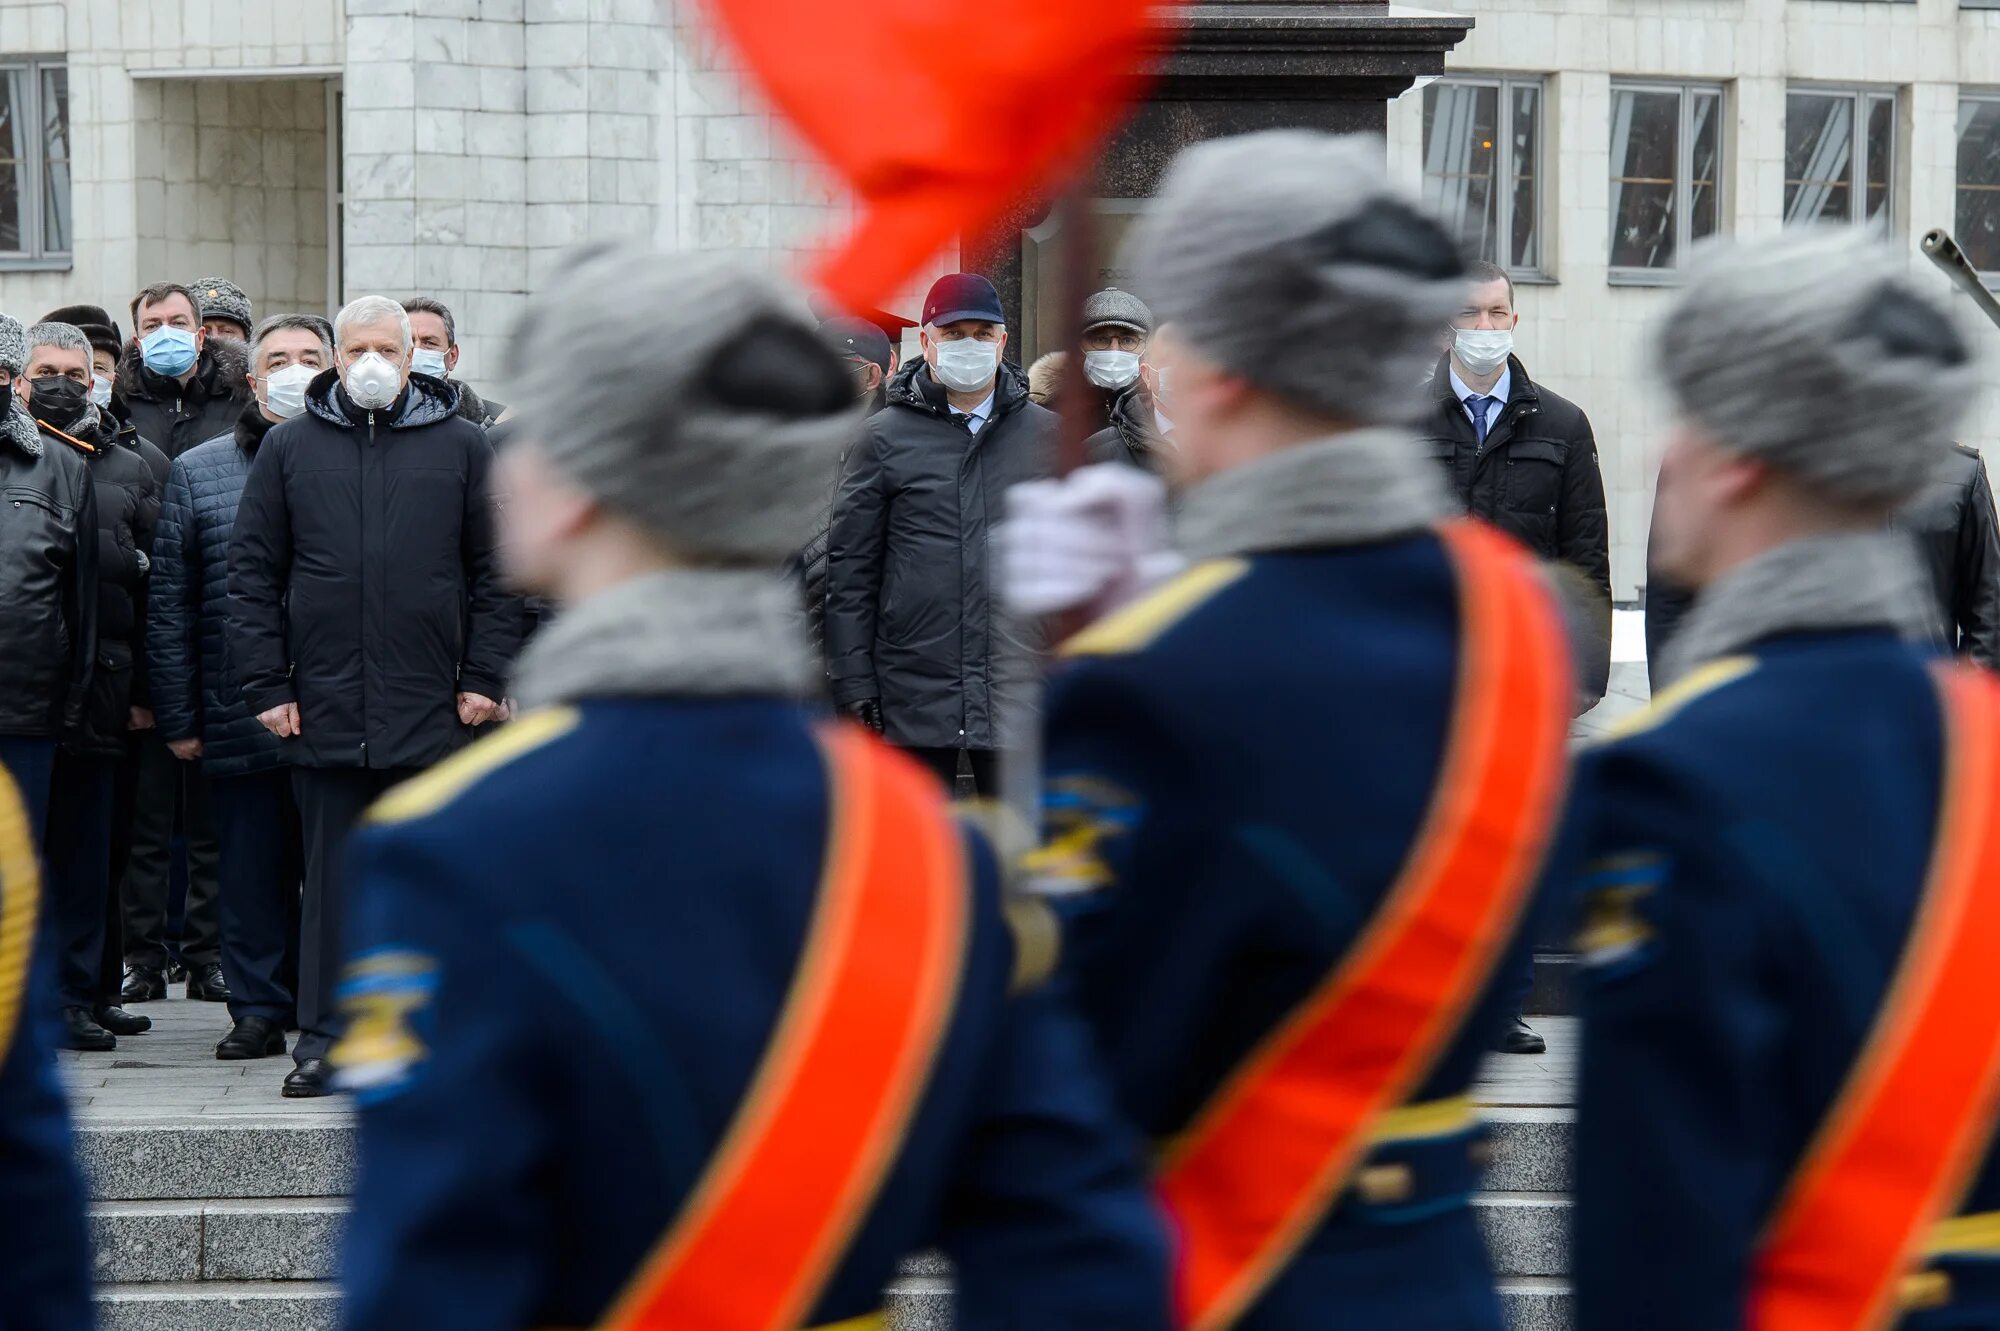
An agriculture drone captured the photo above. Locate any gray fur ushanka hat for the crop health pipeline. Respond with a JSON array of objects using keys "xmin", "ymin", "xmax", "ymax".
[
  {"xmin": 502, "ymin": 244, "xmax": 862, "ymax": 563},
  {"xmin": 0, "ymin": 312, "xmax": 26, "ymax": 376},
  {"xmin": 1658, "ymin": 230, "xmax": 1979, "ymax": 506}
]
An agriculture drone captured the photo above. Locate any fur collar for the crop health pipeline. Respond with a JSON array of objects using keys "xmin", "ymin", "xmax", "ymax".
[
  {"xmin": 115, "ymin": 334, "xmax": 252, "ymax": 405},
  {"xmin": 0, "ymin": 404, "xmax": 41, "ymax": 458},
  {"xmin": 511, "ymin": 570, "xmax": 814, "ymax": 709},
  {"xmin": 1656, "ymin": 531, "xmax": 1940, "ymax": 687},
  {"xmin": 1174, "ymin": 429, "xmax": 1452, "ymax": 561}
]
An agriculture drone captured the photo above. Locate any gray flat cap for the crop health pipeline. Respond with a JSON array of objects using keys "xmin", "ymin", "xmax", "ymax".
[
  {"xmin": 1121, "ymin": 130, "xmax": 1465, "ymax": 426},
  {"xmin": 0, "ymin": 314, "xmax": 23, "ymax": 375},
  {"xmin": 503, "ymin": 244, "xmax": 863, "ymax": 563},
  {"xmin": 1082, "ymin": 288, "xmax": 1153, "ymax": 335},
  {"xmin": 1659, "ymin": 230, "xmax": 1978, "ymax": 506},
  {"xmin": 190, "ymin": 277, "xmax": 252, "ymax": 333}
]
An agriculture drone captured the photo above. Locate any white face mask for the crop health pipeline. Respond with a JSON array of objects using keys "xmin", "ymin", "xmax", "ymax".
[
  {"xmin": 89, "ymin": 373, "xmax": 113, "ymax": 408},
  {"xmin": 410, "ymin": 348, "xmax": 449, "ymax": 379},
  {"xmin": 1453, "ymin": 327, "xmax": 1514, "ymax": 377},
  {"xmin": 932, "ymin": 338, "xmax": 999, "ymax": 394},
  {"xmin": 344, "ymin": 352, "xmax": 402, "ymax": 411},
  {"xmin": 1084, "ymin": 349, "xmax": 1142, "ymax": 390},
  {"xmin": 263, "ymin": 363, "xmax": 317, "ymax": 420}
]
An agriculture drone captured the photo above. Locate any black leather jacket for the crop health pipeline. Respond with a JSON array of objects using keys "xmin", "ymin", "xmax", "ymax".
[{"xmin": 0, "ymin": 402, "xmax": 98, "ymax": 738}]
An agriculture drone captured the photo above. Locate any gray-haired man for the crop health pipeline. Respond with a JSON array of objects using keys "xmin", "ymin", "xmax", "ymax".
[{"xmin": 228, "ymin": 295, "xmax": 518, "ymax": 1097}]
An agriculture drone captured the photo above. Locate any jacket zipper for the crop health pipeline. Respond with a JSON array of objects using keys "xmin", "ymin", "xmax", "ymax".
[{"xmin": 359, "ymin": 410, "xmax": 375, "ymax": 764}]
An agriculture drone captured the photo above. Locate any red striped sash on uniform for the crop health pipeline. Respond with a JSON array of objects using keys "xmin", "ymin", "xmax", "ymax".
[
  {"xmin": 1748, "ymin": 664, "xmax": 2000, "ymax": 1331},
  {"xmin": 600, "ymin": 725, "xmax": 969, "ymax": 1331},
  {"xmin": 1156, "ymin": 518, "xmax": 1575, "ymax": 1331}
]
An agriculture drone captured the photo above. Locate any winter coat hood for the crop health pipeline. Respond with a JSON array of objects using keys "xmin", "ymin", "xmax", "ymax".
[
  {"xmin": 302, "ymin": 368, "xmax": 463, "ymax": 430},
  {"xmin": 116, "ymin": 334, "xmax": 252, "ymax": 407}
]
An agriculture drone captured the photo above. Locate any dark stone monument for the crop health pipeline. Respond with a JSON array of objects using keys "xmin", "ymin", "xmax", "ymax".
[{"xmin": 988, "ymin": 0, "xmax": 1474, "ymax": 359}]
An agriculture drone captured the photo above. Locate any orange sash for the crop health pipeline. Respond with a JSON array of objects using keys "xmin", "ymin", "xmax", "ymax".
[
  {"xmin": 1156, "ymin": 519, "xmax": 1574, "ymax": 1331},
  {"xmin": 601, "ymin": 725, "xmax": 968, "ymax": 1331},
  {"xmin": 1748, "ymin": 664, "xmax": 2000, "ymax": 1331}
]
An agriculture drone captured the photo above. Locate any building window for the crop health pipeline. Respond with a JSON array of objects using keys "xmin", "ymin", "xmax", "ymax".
[
  {"xmin": 1957, "ymin": 94, "xmax": 2000, "ymax": 274},
  {"xmin": 0, "ymin": 56, "xmax": 70, "ymax": 265},
  {"xmin": 1609, "ymin": 82, "xmax": 1725, "ymax": 279},
  {"xmin": 1785, "ymin": 88, "xmax": 1896, "ymax": 232},
  {"xmin": 1422, "ymin": 75, "xmax": 1547, "ymax": 277}
]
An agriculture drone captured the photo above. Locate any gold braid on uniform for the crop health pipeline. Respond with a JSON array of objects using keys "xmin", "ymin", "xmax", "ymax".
[{"xmin": 0, "ymin": 769, "xmax": 42, "ymax": 1069}]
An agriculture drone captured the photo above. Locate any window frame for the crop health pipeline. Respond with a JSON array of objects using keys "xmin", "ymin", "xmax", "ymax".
[
  {"xmin": 0, "ymin": 53, "xmax": 72, "ymax": 272},
  {"xmin": 1420, "ymin": 72, "xmax": 1553, "ymax": 283},
  {"xmin": 1782, "ymin": 83, "xmax": 1898, "ymax": 235},
  {"xmin": 1956, "ymin": 90, "xmax": 2000, "ymax": 278},
  {"xmin": 1607, "ymin": 79, "xmax": 1729, "ymax": 286}
]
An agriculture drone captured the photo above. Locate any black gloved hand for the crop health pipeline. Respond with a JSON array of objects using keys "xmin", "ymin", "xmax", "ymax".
[{"xmin": 845, "ymin": 698, "xmax": 884, "ymax": 734}]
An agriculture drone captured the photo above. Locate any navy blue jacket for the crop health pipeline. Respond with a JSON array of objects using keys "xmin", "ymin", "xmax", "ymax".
[
  {"xmin": 1574, "ymin": 630, "xmax": 2000, "ymax": 1331},
  {"xmin": 1040, "ymin": 534, "xmax": 1578, "ymax": 1331},
  {"xmin": 149, "ymin": 406, "xmax": 286, "ymax": 779},
  {"xmin": 337, "ymin": 699, "xmax": 1169, "ymax": 1331}
]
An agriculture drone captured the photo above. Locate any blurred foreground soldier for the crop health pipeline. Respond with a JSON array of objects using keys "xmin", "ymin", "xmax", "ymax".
[
  {"xmin": 825, "ymin": 272, "xmax": 1054, "ymax": 797},
  {"xmin": 1572, "ymin": 232, "xmax": 2000, "ymax": 1330},
  {"xmin": 1006, "ymin": 131, "xmax": 1579, "ymax": 1331},
  {"xmin": 0, "ymin": 765, "xmax": 93, "ymax": 1331},
  {"xmin": 403, "ymin": 296, "xmax": 506, "ymax": 428},
  {"xmin": 335, "ymin": 246, "xmax": 1169, "ymax": 1331}
]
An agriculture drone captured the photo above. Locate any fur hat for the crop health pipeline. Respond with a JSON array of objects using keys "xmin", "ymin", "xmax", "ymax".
[
  {"xmin": 1122, "ymin": 130, "xmax": 1466, "ymax": 427},
  {"xmin": 0, "ymin": 313, "xmax": 25, "ymax": 376},
  {"xmin": 41, "ymin": 303, "xmax": 123, "ymax": 361},
  {"xmin": 503, "ymin": 244, "xmax": 863, "ymax": 563},
  {"xmin": 1027, "ymin": 351, "xmax": 1068, "ymax": 405},
  {"xmin": 1658, "ymin": 230, "xmax": 1979, "ymax": 506},
  {"xmin": 190, "ymin": 278, "xmax": 252, "ymax": 335}
]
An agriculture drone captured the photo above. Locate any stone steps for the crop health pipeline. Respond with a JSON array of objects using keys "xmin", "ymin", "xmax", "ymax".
[{"xmin": 97, "ymin": 1280, "xmax": 339, "ymax": 1331}]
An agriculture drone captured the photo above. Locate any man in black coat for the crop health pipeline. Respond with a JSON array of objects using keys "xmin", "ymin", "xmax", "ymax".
[
  {"xmin": 119, "ymin": 282, "xmax": 253, "ymax": 460},
  {"xmin": 228, "ymin": 295, "xmax": 518, "ymax": 1097},
  {"xmin": 824, "ymin": 274, "xmax": 1054, "ymax": 796},
  {"xmin": 1421, "ymin": 262, "xmax": 1613, "ymax": 708},
  {"xmin": 17, "ymin": 322, "xmax": 169, "ymax": 1051},
  {"xmin": 0, "ymin": 314, "xmax": 96, "ymax": 848},
  {"xmin": 402, "ymin": 296, "xmax": 506, "ymax": 428},
  {"xmin": 153, "ymin": 314, "xmax": 330, "ymax": 1063}
]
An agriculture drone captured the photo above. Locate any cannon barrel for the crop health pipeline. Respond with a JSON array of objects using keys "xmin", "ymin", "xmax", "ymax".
[{"xmin": 1922, "ymin": 228, "xmax": 2000, "ymax": 332}]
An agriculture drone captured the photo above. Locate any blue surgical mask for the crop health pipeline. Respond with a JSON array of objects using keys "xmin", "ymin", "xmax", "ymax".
[
  {"xmin": 410, "ymin": 348, "xmax": 448, "ymax": 379},
  {"xmin": 140, "ymin": 325, "xmax": 199, "ymax": 378}
]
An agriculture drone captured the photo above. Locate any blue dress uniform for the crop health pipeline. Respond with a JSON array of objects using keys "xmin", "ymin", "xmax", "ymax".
[
  {"xmin": 335, "ymin": 573, "xmax": 1169, "ymax": 1331},
  {"xmin": 1574, "ymin": 536, "xmax": 2000, "ymax": 1330},
  {"xmin": 0, "ymin": 766, "xmax": 92, "ymax": 1331},
  {"xmin": 1032, "ymin": 434, "xmax": 1580, "ymax": 1331}
]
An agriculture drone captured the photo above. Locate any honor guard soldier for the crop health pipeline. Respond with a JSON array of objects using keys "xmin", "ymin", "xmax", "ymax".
[
  {"xmin": 1572, "ymin": 231, "xmax": 2000, "ymax": 1331},
  {"xmin": 334, "ymin": 248, "xmax": 1170, "ymax": 1331},
  {"xmin": 1004, "ymin": 131, "xmax": 1582, "ymax": 1331},
  {"xmin": 0, "ymin": 764, "xmax": 91, "ymax": 1329}
]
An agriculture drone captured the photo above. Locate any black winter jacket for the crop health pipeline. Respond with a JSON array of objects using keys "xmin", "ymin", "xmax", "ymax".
[
  {"xmin": 115, "ymin": 336, "xmax": 253, "ymax": 461},
  {"xmin": 455, "ymin": 383, "xmax": 506, "ymax": 429},
  {"xmin": 0, "ymin": 402, "xmax": 97, "ymax": 738},
  {"xmin": 1084, "ymin": 381, "xmax": 1170, "ymax": 473},
  {"xmin": 1645, "ymin": 444, "xmax": 2000, "ymax": 683},
  {"xmin": 149, "ymin": 404, "xmax": 289, "ymax": 779},
  {"xmin": 227, "ymin": 371, "xmax": 520, "ymax": 770},
  {"xmin": 1421, "ymin": 354, "xmax": 1612, "ymax": 702},
  {"xmin": 825, "ymin": 359, "xmax": 1054, "ymax": 749},
  {"xmin": 47, "ymin": 409, "xmax": 168, "ymax": 757}
]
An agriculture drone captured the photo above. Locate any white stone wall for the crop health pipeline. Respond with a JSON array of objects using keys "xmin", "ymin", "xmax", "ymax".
[
  {"xmin": 1387, "ymin": 0, "xmax": 2000, "ymax": 599},
  {"xmin": 0, "ymin": 0, "xmax": 342, "ymax": 320}
]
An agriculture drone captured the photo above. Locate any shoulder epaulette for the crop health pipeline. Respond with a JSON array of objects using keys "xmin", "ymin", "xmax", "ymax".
[
  {"xmin": 1598, "ymin": 656, "xmax": 1759, "ymax": 743},
  {"xmin": 1062, "ymin": 558, "xmax": 1251, "ymax": 658},
  {"xmin": 367, "ymin": 706, "xmax": 583, "ymax": 826}
]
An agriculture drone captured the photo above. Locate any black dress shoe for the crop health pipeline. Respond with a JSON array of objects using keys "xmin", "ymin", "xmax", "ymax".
[
  {"xmin": 120, "ymin": 967, "xmax": 166, "ymax": 1003},
  {"xmin": 1496, "ymin": 1016, "xmax": 1547, "ymax": 1055},
  {"xmin": 282, "ymin": 1058, "xmax": 333, "ymax": 1098},
  {"xmin": 217, "ymin": 1016, "xmax": 287, "ymax": 1060},
  {"xmin": 93, "ymin": 1005, "xmax": 152, "ymax": 1036},
  {"xmin": 59, "ymin": 1006, "xmax": 115, "ymax": 1052},
  {"xmin": 186, "ymin": 963, "xmax": 232, "ymax": 1003}
]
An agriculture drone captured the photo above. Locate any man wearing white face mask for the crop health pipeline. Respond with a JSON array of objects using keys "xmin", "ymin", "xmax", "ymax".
[
  {"xmin": 825, "ymin": 272, "xmax": 1055, "ymax": 796},
  {"xmin": 401, "ymin": 295, "xmax": 506, "ymax": 429},
  {"xmin": 1076, "ymin": 288, "xmax": 1171, "ymax": 474},
  {"xmin": 228, "ymin": 295, "xmax": 520, "ymax": 1097}
]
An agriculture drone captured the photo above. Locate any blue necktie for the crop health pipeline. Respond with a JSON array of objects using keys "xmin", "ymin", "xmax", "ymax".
[{"xmin": 1464, "ymin": 394, "xmax": 1493, "ymax": 449}]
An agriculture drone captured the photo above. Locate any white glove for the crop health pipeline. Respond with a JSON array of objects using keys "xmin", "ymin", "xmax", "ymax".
[{"xmin": 999, "ymin": 464, "xmax": 1178, "ymax": 620}]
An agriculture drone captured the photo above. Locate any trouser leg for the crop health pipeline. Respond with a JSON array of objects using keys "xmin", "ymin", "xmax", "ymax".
[
  {"xmin": 965, "ymin": 749, "xmax": 1001, "ymax": 799},
  {"xmin": 44, "ymin": 752, "xmax": 115, "ymax": 1012},
  {"xmin": 291, "ymin": 767, "xmax": 411, "ymax": 1063},
  {"xmin": 176, "ymin": 765, "xmax": 222, "ymax": 970},
  {"xmin": 0, "ymin": 737, "xmax": 56, "ymax": 850},
  {"xmin": 212, "ymin": 769, "xmax": 302, "ymax": 1025},
  {"xmin": 118, "ymin": 735, "xmax": 178, "ymax": 973}
]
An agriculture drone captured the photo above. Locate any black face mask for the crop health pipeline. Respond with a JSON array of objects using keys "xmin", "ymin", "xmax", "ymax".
[{"xmin": 29, "ymin": 377, "xmax": 91, "ymax": 431}]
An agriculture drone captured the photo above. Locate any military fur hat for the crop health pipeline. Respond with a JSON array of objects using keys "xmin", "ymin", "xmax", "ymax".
[
  {"xmin": 1658, "ymin": 230, "xmax": 1978, "ymax": 506},
  {"xmin": 0, "ymin": 313, "xmax": 25, "ymax": 376},
  {"xmin": 503, "ymin": 243, "xmax": 863, "ymax": 563},
  {"xmin": 190, "ymin": 277, "xmax": 252, "ymax": 334},
  {"xmin": 1121, "ymin": 130, "xmax": 1467, "ymax": 427}
]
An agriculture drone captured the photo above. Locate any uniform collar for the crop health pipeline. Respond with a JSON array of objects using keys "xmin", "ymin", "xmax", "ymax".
[
  {"xmin": 1174, "ymin": 428, "xmax": 1452, "ymax": 562},
  {"xmin": 1655, "ymin": 531, "xmax": 1940, "ymax": 688},
  {"xmin": 510, "ymin": 569, "xmax": 814, "ymax": 709}
]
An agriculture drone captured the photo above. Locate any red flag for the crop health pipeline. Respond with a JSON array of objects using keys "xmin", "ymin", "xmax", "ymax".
[{"xmin": 702, "ymin": 0, "xmax": 1168, "ymax": 313}]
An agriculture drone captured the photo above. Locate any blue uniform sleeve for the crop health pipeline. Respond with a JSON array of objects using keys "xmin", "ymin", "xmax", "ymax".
[
  {"xmin": 337, "ymin": 821, "xmax": 553, "ymax": 1331},
  {"xmin": 1571, "ymin": 743, "xmax": 1788, "ymax": 1331}
]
